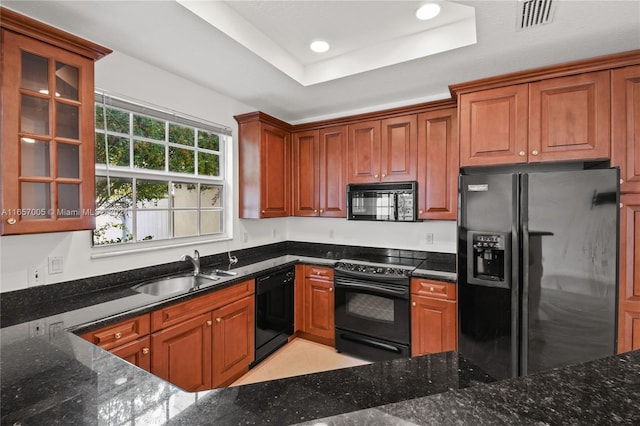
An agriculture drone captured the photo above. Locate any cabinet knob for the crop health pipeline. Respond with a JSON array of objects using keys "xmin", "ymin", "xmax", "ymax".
[
  {"xmin": 216, "ymin": 318, "xmax": 222, "ymax": 323},
  {"xmin": 519, "ymin": 151, "xmax": 526, "ymax": 157},
  {"xmin": 142, "ymin": 347, "xmax": 150, "ymax": 355},
  {"xmin": 430, "ymin": 287, "xmax": 435, "ymax": 292},
  {"xmin": 620, "ymin": 179, "xmax": 624, "ymax": 185},
  {"xmin": 412, "ymin": 301, "xmax": 417, "ymax": 307},
  {"xmin": 620, "ymin": 203, "xmax": 624, "ymax": 208},
  {"xmin": 6, "ymin": 218, "xmax": 16, "ymax": 225},
  {"xmin": 381, "ymin": 173, "xmax": 386, "ymax": 178},
  {"xmin": 114, "ymin": 332, "xmax": 122, "ymax": 340},
  {"xmin": 329, "ymin": 287, "xmax": 333, "ymax": 292},
  {"xmin": 374, "ymin": 174, "xmax": 379, "ymax": 179},
  {"xmin": 313, "ymin": 209, "xmax": 318, "ymax": 213},
  {"xmin": 419, "ymin": 210, "xmax": 424, "ymax": 214},
  {"xmin": 261, "ymin": 210, "xmax": 265, "ymax": 214},
  {"xmin": 320, "ymin": 209, "xmax": 324, "ymax": 213},
  {"xmin": 531, "ymin": 150, "xmax": 539, "ymax": 156},
  {"xmin": 207, "ymin": 320, "xmax": 212, "ymax": 326}
]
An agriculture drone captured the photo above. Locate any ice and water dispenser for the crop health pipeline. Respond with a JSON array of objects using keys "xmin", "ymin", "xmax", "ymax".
[{"xmin": 466, "ymin": 231, "xmax": 510, "ymax": 289}]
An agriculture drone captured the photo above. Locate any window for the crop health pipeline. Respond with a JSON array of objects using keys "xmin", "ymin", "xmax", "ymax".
[{"xmin": 93, "ymin": 92, "xmax": 231, "ymax": 246}]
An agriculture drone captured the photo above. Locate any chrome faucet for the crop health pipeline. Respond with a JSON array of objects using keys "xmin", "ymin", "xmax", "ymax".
[{"xmin": 181, "ymin": 250, "xmax": 201, "ymax": 276}]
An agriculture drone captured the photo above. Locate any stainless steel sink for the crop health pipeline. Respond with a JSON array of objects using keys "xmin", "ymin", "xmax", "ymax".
[{"xmin": 132, "ymin": 274, "xmax": 218, "ymax": 296}]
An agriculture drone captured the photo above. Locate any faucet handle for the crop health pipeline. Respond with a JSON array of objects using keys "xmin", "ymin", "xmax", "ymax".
[{"xmin": 193, "ymin": 249, "xmax": 200, "ymax": 260}]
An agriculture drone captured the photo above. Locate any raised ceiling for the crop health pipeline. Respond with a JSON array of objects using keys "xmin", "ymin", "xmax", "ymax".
[{"xmin": 3, "ymin": 1, "xmax": 640, "ymax": 123}]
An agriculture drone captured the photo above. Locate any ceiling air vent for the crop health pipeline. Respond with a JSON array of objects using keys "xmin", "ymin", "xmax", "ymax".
[{"xmin": 517, "ymin": 0, "xmax": 556, "ymax": 30}]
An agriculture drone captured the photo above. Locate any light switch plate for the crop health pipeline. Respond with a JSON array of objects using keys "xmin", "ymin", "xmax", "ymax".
[{"xmin": 48, "ymin": 256, "xmax": 64, "ymax": 275}]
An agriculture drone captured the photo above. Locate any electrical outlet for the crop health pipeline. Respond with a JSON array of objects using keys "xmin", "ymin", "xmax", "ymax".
[
  {"xmin": 272, "ymin": 228, "xmax": 277, "ymax": 238},
  {"xmin": 425, "ymin": 233, "xmax": 434, "ymax": 245},
  {"xmin": 28, "ymin": 264, "xmax": 45, "ymax": 286},
  {"xmin": 29, "ymin": 319, "xmax": 47, "ymax": 338},
  {"xmin": 49, "ymin": 321, "xmax": 65, "ymax": 340},
  {"xmin": 243, "ymin": 232, "xmax": 249, "ymax": 243},
  {"xmin": 329, "ymin": 229, "xmax": 334, "ymax": 239}
]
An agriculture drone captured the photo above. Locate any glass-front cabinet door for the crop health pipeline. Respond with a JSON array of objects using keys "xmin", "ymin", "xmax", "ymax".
[{"xmin": 1, "ymin": 20, "xmax": 106, "ymax": 235}]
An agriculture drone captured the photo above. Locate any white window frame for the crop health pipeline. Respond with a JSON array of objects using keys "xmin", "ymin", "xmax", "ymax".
[{"xmin": 91, "ymin": 91, "xmax": 233, "ymax": 257}]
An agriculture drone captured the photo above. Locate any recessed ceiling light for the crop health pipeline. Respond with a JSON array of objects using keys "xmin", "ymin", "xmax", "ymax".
[
  {"xmin": 310, "ymin": 40, "xmax": 330, "ymax": 53},
  {"xmin": 416, "ymin": 3, "xmax": 441, "ymax": 20}
]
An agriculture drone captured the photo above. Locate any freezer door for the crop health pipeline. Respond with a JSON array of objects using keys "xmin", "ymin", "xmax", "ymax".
[
  {"xmin": 458, "ymin": 173, "xmax": 519, "ymax": 380},
  {"xmin": 522, "ymin": 169, "xmax": 618, "ymax": 376}
]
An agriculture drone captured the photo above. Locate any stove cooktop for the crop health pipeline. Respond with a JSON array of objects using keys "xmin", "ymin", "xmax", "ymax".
[{"xmin": 334, "ymin": 257, "xmax": 423, "ymax": 278}]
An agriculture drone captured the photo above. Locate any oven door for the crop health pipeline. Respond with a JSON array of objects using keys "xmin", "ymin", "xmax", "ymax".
[{"xmin": 334, "ymin": 274, "xmax": 410, "ymax": 345}]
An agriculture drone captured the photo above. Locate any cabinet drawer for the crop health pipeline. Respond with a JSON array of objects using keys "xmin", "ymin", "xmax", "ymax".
[
  {"xmin": 110, "ymin": 336, "xmax": 151, "ymax": 372},
  {"xmin": 411, "ymin": 278, "xmax": 456, "ymax": 300},
  {"xmin": 151, "ymin": 279, "xmax": 255, "ymax": 332},
  {"xmin": 81, "ymin": 314, "xmax": 150, "ymax": 351},
  {"xmin": 304, "ymin": 265, "xmax": 334, "ymax": 281}
]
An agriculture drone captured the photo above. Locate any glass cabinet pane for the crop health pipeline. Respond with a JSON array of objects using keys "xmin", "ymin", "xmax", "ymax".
[
  {"xmin": 21, "ymin": 95, "xmax": 49, "ymax": 135},
  {"xmin": 58, "ymin": 183, "xmax": 80, "ymax": 217},
  {"xmin": 21, "ymin": 51, "xmax": 49, "ymax": 93},
  {"xmin": 55, "ymin": 62, "xmax": 79, "ymax": 100},
  {"xmin": 21, "ymin": 138, "xmax": 50, "ymax": 177},
  {"xmin": 21, "ymin": 182, "xmax": 52, "ymax": 220},
  {"xmin": 56, "ymin": 103, "xmax": 79, "ymax": 139},
  {"xmin": 58, "ymin": 143, "xmax": 79, "ymax": 178}
]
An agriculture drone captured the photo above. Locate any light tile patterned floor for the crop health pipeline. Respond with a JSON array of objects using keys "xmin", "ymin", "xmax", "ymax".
[{"xmin": 231, "ymin": 338, "xmax": 371, "ymax": 386}]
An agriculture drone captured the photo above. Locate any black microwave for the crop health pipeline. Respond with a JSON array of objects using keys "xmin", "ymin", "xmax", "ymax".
[{"xmin": 347, "ymin": 181, "xmax": 419, "ymax": 222}]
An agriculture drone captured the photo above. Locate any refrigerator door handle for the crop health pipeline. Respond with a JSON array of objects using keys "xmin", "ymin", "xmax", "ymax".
[{"xmin": 520, "ymin": 174, "xmax": 530, "ymax": 377}]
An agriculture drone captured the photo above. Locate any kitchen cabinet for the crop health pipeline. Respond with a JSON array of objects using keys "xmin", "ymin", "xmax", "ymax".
[
  {"xmin": 80, "ymin": 313, "xmax": 151, "ymax": 371},
  {"xmin": 292, "ymin": 126, "xmax": 347, "ymax": 217},
  {"xmin": 347, "ymin": 115, "xmax": 417, "ymax": 183},
  {"xmin": 300, "ymin": 265, "xmax": 335, "ymax": 346},
  {"xmin": 410, "ymin": 278, "xmax": 457, "ymax": 356},
  {"xmin": 0, "ymin": 9, "xmax": 110, "ymax": 235},
  {"xmin": 617, "ymin": 192, "xmax": 640, "ymax": 352},
  {"xmin": 458, "ymin": 71, "xmax": 610, "ymax": 166},
  {"xmin": 417, "ymin": 108, "xmax": 459, "ymax": 220},
  {"xmin": 612, "ymin": 64, "xmax": 640, "ymax": 194},
  {"xmin": 235, "ymin": 112, "xmax": 291, "ymax": 218}
]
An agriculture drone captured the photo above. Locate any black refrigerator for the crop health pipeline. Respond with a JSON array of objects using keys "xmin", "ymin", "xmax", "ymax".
[{"xmin": 458, "ymin": 167, "xmax": 619, "ymax": 380}]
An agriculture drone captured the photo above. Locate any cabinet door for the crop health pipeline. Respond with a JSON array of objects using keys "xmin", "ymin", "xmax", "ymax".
[
  {"xmin": 292, "ymin": 130, "xmax": 319, "ymax": 216},
  {"xmin": 304, "ymin": 275, "xmax": 335, "ymax": 341},
  {"xmin": 212, "ymin": 296, "xmax": 255, "ymax": 388},
  {"xmin": 319, "ymin": 126, "xmax": 348, "ymax": 217},
  {"xmin": 110, "ymin": 337, "xmax": 151, "ymax": 372},
  {"xmin": 151, "ymin": 313, "xmax": 212, "ymax": 391},
  {"xmin": 459, "ymin": 84, "xmax": 529, "ymax": 167},
  {"xmin": 612, "ymin": 65, "xmax": 640, "ymax": 194},
  {"xmin": 1, "ymin": 30, "xmax": 96, "ymax": 235},
  {"xmin": 380, "ymin": 115, "xmax": 417, "ymax": 182},
  {"xmin": 417, "ymin": 109, "xmax": 459, "ymax": 220},
  {"xmin": 260, "ymin": 123, "xmax": 290, "ymax": 217},
  {"xmin": 618, "ymin": 194, "xmax": 640, "ymax": 353},
  {"xmin": 529, "ymin": 70, "xmax": 610, "ymax": 163},
  {"xmin": 347, "ymin": 120, "xmax": 381, "ymax": 183},
  {"xmin": 411, "ymin": 295, "xmax": 457, "ymax": 356}
]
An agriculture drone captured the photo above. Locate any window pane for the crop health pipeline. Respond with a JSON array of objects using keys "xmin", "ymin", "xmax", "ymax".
[
  {"xmin": 96, "ymin": 133, "xmax": 106, "ymax": 164},
  {"xmin": 106, "ymin": 108, "xmax": 130, "ymax": 134},
  {"xmin": 169, "ymin": 123, "xmax": 194, "ymax": 146},
  {"xmin": 106, "ymin": 136, "xmax": 130, "ymax": 167},
  {"xmin": 94, "ymin": 210, "xmax": 133, "ymax": 245},
  {"xmin": 136, "ymin": 180, "xmax": 169, "ymax": 209},
  {"xmin": 198, "ymin": 130, "xmax": 219, "ymax": 151},
  {"xmin": 134, "ymin": 115, "xmax": 165, "ymax": 140},
  {"xmin": 136, "ymin": 210, "xmax": 170, "ymax": 241},
  {"xmin": 58, "ymin": 183, "xmax": 80, "ymax": 217},
  {"xmin": 173, "ymin": 210, "xmax": 197, "ymax": 238},
  {"xmin": 201, "ymin": 210, "xmax": 222, "ymax": 234},
  {"xmin": 172, "ymin": 183, "xmax": 198, "ymax": 208},
  {"xmin": 56, "ymin": 103, "xmax": 79, "ymax": 139},
  {"xmin": 95, "ymin": 105, "xmax": 105, "ymax": 130},
  {"xmin": 198, "ymin": 152, "xmax": 220, "ymax": 176},
  {"xmin": 200, "ymin": 185, "xmax": 222, "ymax": 208},
  {"xmin": 96, "ymin": 176, "xmax": 133, "ymax": 212},
  {"xmin": 21, "ymin": 95, "xmax": 49, "ymax": 135},
  {"xmin": 21, "ymin": 138, "xmax": 50, "ymax": 177},
  {"xmin": 58, "ymin": 143, "xmax": 79, "ymax": 178},
  {"xmin": 134, "ymin": 140, "xmax": 165, "ymax": 170},
  {"xmin": 21, "ymin": 182, "xmax": 51, "ymax": 220},
  {"xmin": 168, "ymin": 147, "xmax": 195, "ymax": 174},
  {"xmin": 55, "ymin": 62, "xmax": 79, "ymax": 101},
  {"xmin": 21, "ymin": 51, "xmax": 49, "ymax": 93}
]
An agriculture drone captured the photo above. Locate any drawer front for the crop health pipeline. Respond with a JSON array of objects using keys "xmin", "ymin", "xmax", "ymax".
[
  {"xmin": 305, "ymin": 265, "xmax": 334, "ymax": 281},
  {"xmin": 151, "ymin": 279, "xmax": 255, "ymax": 332},
  {"xmin": 81, "ymin": 314, "xmax": 151, "ymax": 350},
  {"xmin": 411, "ymin": 278, "xmax": 456, "ymax": 300}
]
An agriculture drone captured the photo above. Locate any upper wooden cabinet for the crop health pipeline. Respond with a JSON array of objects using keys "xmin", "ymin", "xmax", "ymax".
[
  {"xmin": 612, "ymin": 64, "xmax": 640, "ymax": 194},
  {"xmin": 347, "ymin": 115, "xmax": 417, "ymax": 183},
  {"xmin": 417, "ymin": 108, "xmax": 459, "ymax": 220},
  {"xmin": 292, "ymin": 126, "xmax": 347, "ymax": 217},
  {"xmin": 0, "ymin": 8, "xmax": 111, "ymax": 235},
  {"xmin": 235, "ymin": 112, "xmax": 291, "ymax": 218}
]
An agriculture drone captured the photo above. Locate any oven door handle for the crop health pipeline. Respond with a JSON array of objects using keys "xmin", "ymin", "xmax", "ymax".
[
  {"xmin": 339, "ymin": 332, "xmax": 402, "ymax": 354},
  {"xmin": 334, "ymin": 279, "xmax": 409, "ymax": 297}
]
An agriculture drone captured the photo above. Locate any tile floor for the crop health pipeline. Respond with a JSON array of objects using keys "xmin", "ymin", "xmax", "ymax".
[{"xmin": 231, "ymin": 338, "xmax": 371, "ymax": 386}]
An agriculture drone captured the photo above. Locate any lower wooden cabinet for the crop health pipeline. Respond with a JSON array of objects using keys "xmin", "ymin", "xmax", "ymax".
[
  {"xmin": 618, "ymin": 194, "xmax": 640, "ymax": 353},
  {"xmin": 410, "ymin": 279, "xmax": 457, "ymax": 356},
  {"xmin": 110, "ymin": 337, "xmax": 151, "ymax": 372},
  {"xmin": 297, "ymin": 265, "xmax": 335, "ymax": 346}
]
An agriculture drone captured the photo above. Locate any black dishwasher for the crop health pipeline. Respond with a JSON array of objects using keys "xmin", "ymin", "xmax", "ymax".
[{"xmin": 252, "ymin": 266, "xmax": 295, "ymax": 367}]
